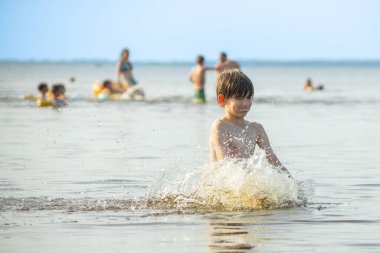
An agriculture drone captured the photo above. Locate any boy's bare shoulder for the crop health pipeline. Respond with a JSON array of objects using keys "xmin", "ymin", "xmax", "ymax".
[
  {"xmin": 211, "ymin": 118, "xmax": 232, "ymax": 133},
  {"xmin": 211, "ymin": 118, "xmax": 227, "ymax": 129},
  {"xmin": 212, "ymin": 119, "xmax": 264, "ymax": 130},
  {"xmin": 247, "ymin": 120, "xmax": 264, "ymax": 130}
]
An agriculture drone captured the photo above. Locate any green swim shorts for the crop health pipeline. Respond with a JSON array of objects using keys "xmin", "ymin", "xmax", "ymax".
[{"xmin": 194, "ymin": 88, "xmax": 206, "ymax": 103}]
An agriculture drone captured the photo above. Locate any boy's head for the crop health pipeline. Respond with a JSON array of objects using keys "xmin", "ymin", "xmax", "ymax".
[
  {"xmin": 196, "ymin": 55, "xmax": 204, "ymax": 65},
  {"xmin": 38, "ymin": 83, "xmax": 48, "ymax": 94},
  {"xmin": 216, "ymin": 69, "xmax": 254, "ymax": 106}
]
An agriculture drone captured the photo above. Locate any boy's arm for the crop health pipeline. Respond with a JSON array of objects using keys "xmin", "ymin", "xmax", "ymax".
[{"xmin": 256, "ymin": 123, "xmax": 290, "ymax": 174}]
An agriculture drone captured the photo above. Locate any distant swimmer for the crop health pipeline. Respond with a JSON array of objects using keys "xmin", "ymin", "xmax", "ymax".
[
  {"xmin": 92, "ymin": 80, "xmax": 145, "ymax": 100},
  {"xmin": 189, "ymin": 55, "xmax": 214, "ymax": 103},
  {"xmin": 209, "ymin": 69, "xmax": 291, "ymax": 176},
  {"xmin": 92, "ymin": 80, "xmax": 124, "ymax": 97},
  {"xmin": 51, "ymin": 84, "xmax": 67, "ymax": 108},
  {"xmin": 304, "ymin": 78, "xmax": 324, "ymax": 91},
  {"xmin": 116, "ymin": 48, "xmax": 138, "ymax": 90},
  {"xmin": 215, "ymin": 52, "xmax": 240, "ymax": 74},
  {"xmin": 36, "ymin": 82, "xmax": 49, "ymax": 106},
  {"xmin": 21, "ymin": 82, "xmax": 48, "ymax": 101}
]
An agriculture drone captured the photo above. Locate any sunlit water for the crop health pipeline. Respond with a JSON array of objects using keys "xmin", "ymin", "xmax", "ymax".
[{"xmin": 1, "ymin": 62, "xmax": 380, "ymax": 252}]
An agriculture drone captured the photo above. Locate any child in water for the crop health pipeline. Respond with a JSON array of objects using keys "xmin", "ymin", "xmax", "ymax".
[
  {"xmin": 51, "ymin": 84, "xmax": 67, "ymax": 108},
  {"xmin": 189, "ymin": 55, "xmax": 214, "ymax": 103},
  {"xmin": 36, "ymin": 82, "xmax": 49, "ymax": 105},
  {"xmin": 92, "ymin": 79, "xmax": 145, "ymax": 100},
  {"xmin": 209, "ymin": 69, "xmax": 290, "ymax": 175}
]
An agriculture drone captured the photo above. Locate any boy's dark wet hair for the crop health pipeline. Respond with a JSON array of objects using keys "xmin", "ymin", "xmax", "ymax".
[
  {"xmin": 38, "ymin": 82, "xmax": 48, "ymax": 91},
  {"xmin": 216, "ymin": 69, "xmax": 254, "ymax": 100},
  {"xmin": 220, "ymin": 52, "xmax": 227, "ymax": 58},
  {"xmin": 196, "ymin": 55, "xmax": 204, "ymax": 64}
]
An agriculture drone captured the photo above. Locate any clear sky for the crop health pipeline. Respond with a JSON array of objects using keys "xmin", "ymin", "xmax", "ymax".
[{"xmin": 0, "ymin": 0, "xmax": 379, "ymax": 62}]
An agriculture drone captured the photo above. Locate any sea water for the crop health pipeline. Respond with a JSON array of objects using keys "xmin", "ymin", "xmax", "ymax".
[{"xmin": 1, "ymin": 62, "xmax": 380, "ymax": 252}]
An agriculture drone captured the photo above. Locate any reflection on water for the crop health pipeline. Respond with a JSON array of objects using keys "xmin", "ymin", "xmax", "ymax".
[
  {"xmin": 209, "ymin": 221, "xmax": 253, "ymax": 252},
  {"xmin": 205, "ymin": 212, "xmax": 276, "ymax": 253}
]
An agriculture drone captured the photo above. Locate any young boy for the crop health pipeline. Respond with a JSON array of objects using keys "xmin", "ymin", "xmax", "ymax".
[
  {"xmin": 209, "ymin": 69, "xmax": 290, "ymax": 174},
  {"xmin": 189, "ymin": 55, "xmax": 214, "ymax": 103}
]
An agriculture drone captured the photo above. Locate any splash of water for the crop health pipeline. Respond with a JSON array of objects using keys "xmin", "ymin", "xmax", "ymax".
[
  {"xmin": 1, "ymin": 150, "xmax": 312, "ymax": 213},
  {"xmin": 147, "ymin": 150, "xmax": 311, "ymax": 211}
]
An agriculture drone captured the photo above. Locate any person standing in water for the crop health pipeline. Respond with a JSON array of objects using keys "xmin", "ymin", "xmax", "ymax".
[
  {"xmin": 116, "ymin": 48, "xmax": 138, "ymax": 90},
  {"xmin": 215, "ymin": 52, "xmax": 240, "ymax": 74},
  {"xmin": 189, "ymin": 55, "xmax": 214, "ymax": 103}
]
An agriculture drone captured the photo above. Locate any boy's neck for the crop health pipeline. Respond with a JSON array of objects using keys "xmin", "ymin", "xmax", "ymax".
[{"xmin": 223, "ymin": 113, "xmax": 246, "ymax": 127}]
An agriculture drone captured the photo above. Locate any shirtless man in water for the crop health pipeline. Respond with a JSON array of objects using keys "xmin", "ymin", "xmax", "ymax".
[
  {"xmin": 209, "ymin": 69, "xmax": 290, "ymax": 175},
  {"xmin": 215, "ymin": 52, "xmax": 240, "ymax": 74}
]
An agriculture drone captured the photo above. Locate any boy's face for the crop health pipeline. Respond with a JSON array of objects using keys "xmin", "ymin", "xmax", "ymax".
[{"xmin": 219, "ymin": 95, "xmax": 252, "ymax": 118}]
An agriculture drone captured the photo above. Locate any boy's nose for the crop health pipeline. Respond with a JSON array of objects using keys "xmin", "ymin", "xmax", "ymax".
[{"xmin": 242, "ymin": 98, "xmax": 251, "ymax": 106}]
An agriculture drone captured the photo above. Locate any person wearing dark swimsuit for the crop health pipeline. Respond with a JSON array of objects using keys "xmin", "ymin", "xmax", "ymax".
[{"xmin": 116, "ymin": 48, "xmax": 138, "ymax": 90}]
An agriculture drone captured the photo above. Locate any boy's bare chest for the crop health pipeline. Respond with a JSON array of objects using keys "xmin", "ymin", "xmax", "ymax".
[{"xmin": 226, "ymin": 127, "xmax": 258, "ymax": 154}]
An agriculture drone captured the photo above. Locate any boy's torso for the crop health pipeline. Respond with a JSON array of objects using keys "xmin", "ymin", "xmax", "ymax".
[{"xmin": 218, "ymin": 120, "xmax": 259, "ymax": 159}]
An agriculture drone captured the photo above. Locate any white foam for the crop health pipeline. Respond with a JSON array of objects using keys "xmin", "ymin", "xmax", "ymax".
[{"xmin": 147, "ymin": 149, "xmax": 312, "ymax": 211}]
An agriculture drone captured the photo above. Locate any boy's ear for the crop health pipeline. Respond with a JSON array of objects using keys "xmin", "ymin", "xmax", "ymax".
[{"xmin": 217, "ymin": 94, "xmax": 225, "ymax": 106}]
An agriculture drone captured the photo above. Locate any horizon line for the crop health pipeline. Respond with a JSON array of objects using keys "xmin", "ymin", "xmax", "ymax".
[{"xmin": 1, "ymin": 58, "xmax": 380, "ymax": 67}]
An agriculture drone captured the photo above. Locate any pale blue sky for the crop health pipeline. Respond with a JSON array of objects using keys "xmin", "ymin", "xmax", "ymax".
[{"xmin": 0, "ymin": 0, "xmax": 379, "ymax": 61}]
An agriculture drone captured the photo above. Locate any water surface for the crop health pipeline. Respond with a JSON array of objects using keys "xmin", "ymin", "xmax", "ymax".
[{"xmin": 1, "ymin": 63, "xmax": 380, "ymax": 252}]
